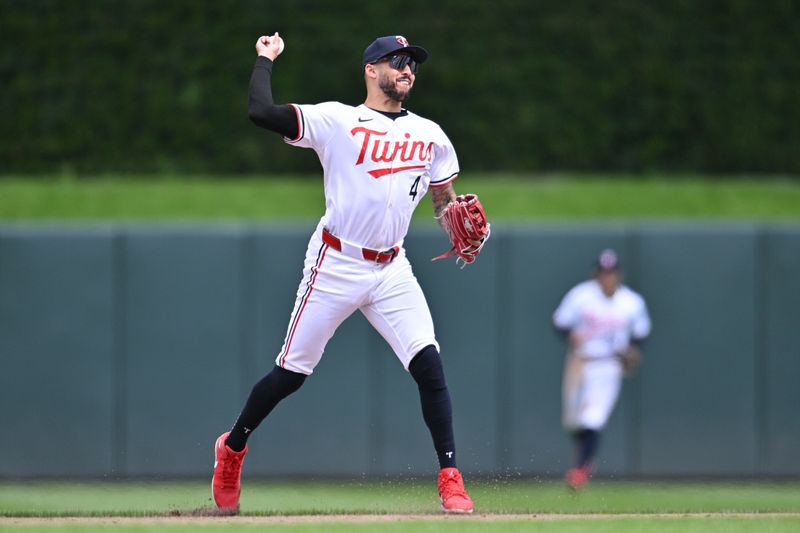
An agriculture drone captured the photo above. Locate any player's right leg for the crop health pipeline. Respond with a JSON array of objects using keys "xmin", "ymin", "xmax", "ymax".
[
  {"xmin": 212, "ymin": 232, "xmax": 362, "ymax": 512},
  {"xmin": 212, "ymin": 365, "xmax": 307, "ymax": 511}
]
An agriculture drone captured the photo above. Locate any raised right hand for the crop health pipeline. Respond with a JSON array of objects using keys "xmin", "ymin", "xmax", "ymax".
[{"xmin": 255, "ymin": 32, "xmax": 284, "ymax": 60}]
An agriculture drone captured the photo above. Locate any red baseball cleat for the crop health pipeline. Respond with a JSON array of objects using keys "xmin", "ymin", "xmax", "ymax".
[
  {"xmin": 212, "ymin": 432, "xmax": 248, "ymax": 511},
  {"xmin": 566, "ymin": 466, "xmax": 591, "ymax": 490},
  {"xmin": 438, "ymin": 467, "xmax": 474, "ymax": 513}
]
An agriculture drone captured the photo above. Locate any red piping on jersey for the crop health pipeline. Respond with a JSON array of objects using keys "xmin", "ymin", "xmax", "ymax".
[
  {"xmin": 279, "ymin": 243, "xmax": 329, "ymax": 368},
  {"xmin": 430, "ymin": 172, "xmax": 459, "ymax": 187},
  {"xmin": 368, "ymin": 165, "xmax": 426, "ymax": 179}
]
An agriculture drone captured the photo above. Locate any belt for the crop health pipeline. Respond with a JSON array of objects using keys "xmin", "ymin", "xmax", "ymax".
[{"xmin": 322, "ymin": 228, "xmax": 399, "ymax": 264}]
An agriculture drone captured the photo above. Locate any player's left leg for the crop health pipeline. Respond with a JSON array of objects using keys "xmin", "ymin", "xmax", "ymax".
[
  {"xmin": 360, "ymin": 258, "xmax": 473, "ymax": 513},
  {"xmin": 408, "ymin": 345, "xmax": 474, "ymax": 513},
  {"xmin": 409, "ymin": 345, "xmax": 456, "ymax": 469}
]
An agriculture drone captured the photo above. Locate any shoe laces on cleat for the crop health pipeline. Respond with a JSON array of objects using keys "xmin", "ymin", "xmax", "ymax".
[
  {"xmin": 220, "ymin": 452, "xmax": 244, "ymax": 489},
  {"xmin": 438, "ymin": 468, "xmax": 469, "ymax": 499}
]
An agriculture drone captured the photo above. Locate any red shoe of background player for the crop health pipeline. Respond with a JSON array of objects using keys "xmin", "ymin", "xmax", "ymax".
[
  {"xmin": 212, "ymin": 432, "xmax": 248, "ymax": 511},
  {"xmin": 438, "ymin": 467, "xmax": 475, "ymax": 513},
  {"xmin": 566, "ymin": 466, "xmax": 591, "ymax": 490}
]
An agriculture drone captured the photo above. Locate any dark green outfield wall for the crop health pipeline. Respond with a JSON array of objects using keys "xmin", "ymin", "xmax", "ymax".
[
  {"xmin": 1, "ymin": 223, "xmax": 799, "ymax": 478},
  {"xmin": 3, "ymin": 0, "xmax": 800, "ymax": 174}
]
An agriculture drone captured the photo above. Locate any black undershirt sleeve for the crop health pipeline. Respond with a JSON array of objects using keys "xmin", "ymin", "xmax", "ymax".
[
  {"xmin": 630, "ymin": 336, "xmax": 646, "ymax": 348},
  {"xmin": 554, "ymin": 325, "xmax": 571, "ymax": 341},
  {"xmin": 248, "ymin": 56, "xmax": 299, "ymax": 139}
]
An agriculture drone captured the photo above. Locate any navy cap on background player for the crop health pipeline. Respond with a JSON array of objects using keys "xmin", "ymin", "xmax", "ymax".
[
  {"xmin": 363, "ymin": 35, "xmax": 429, "ymax": 65},
  {"xmin": 594, "ymin": 249, "xmax": 620, "ymax": 272}
]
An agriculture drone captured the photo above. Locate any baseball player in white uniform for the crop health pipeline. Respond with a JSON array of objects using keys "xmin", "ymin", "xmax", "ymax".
[
  {"xmin": 552, "ymin": 249, "xmax": 651, "ymax": 489},
  {"xmin": 211, "ymin": 33, "xmax": 485, "ymax": 514}
]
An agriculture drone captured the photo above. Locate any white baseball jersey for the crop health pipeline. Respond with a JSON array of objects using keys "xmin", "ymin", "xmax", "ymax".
[
  {"xmin": 273, "ymin": 102, "xmax": 458, "ymax": 375},
  {"xmin": 554, "ymin": 280, "xmax": 651, "ymax": 431},
  {"xmin": 286, "ymin": 102, "xmax": 459, "ymax": 250},
  {"xmin": 553, "ymin": 280, "xmax": 651, "ymax": 359}
]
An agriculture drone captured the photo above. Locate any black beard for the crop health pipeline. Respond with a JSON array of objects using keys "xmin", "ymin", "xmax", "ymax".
[{"xmin": 379, "ymin": 74, "xmax": 411, "ymax": 103}]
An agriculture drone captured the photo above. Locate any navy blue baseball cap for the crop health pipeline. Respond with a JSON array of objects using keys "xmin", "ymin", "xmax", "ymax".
[
  {"xmin": 595, "ymin": 249, "xmax": 621, "ymax": 271},
  {"xmin": 363, "ymin": 35, "xmax": 429, "ymax": 66}
]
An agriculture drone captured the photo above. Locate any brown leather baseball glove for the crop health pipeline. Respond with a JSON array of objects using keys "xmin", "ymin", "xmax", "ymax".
[{"xmin": 432, "ymin": 193, "xmax": 491, "ymax": 267}]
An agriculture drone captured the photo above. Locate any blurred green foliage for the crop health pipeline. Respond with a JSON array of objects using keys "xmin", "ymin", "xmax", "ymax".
[{"xmin": 2, "ymin": 0, "xmax": 799, "ymax": 175}]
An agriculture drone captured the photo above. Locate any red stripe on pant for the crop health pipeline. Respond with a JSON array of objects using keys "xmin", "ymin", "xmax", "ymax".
[{"xmin": 279, "ymin": 243, "xmax": 329, "ymax": 369}]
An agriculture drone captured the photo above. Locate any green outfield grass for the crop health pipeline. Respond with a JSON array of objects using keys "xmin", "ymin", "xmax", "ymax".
[
  {"xmin": 1, "ymin": 518, "xmax": 799, "ymax": 533},
  {"xmin": 4, "ymin": 479, "xmax": 799, "ymax": 516},
  {"xmin": 1, "ymin": 175, "xmax": 799, "ymax": 221},
  {"xmin": 1, "ymin": 480, "xmax": 799, "ymax": 531}
]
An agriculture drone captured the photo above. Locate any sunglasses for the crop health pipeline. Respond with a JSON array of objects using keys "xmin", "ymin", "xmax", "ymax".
[{"xmin": 377, "ymin": 54, "xmax": 419, "ymax": 74}]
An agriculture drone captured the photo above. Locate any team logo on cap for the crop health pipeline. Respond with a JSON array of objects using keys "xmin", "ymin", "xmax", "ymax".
[
  {"xmin": 396, "ymin": 36, "xmax": 409, "ymax": 47},
  {"xmin": 598, "ymin": 249, "xmax": 618, "ymax": 269}
]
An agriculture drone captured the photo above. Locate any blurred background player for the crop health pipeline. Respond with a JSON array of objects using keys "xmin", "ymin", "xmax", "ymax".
[{"xmin": 552, "ymin": 249, "xmax": 652, "ymax": 489}]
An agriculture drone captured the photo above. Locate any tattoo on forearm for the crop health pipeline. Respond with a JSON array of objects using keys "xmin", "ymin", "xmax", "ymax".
[{"xmin": 431, "ymin": 184, "xmax": 457, "ymax": 229}]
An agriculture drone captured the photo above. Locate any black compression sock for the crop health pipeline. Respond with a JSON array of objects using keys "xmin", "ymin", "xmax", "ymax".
[
  {"xmin": 409, "ymin": 345, "xmax": 457, "ymax": 469},
  {"xmin": 574, "ymin": 429, "xmax": 600, "ymax": 468},
  {"xmin": 226, "ymin": 365, "xmax": 307, "ymax": 452}
]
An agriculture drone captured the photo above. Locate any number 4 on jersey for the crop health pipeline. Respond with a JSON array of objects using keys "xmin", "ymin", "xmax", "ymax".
[{"xmin": 409, "ymin": 175, "xmax": 421, "ymax": 200}]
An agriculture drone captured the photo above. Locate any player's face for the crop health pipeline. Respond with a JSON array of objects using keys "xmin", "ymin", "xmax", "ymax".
[
  {"xmin": 375, "ymin": 53, "xmax": 416, "ymax": 102},
  {"xmin": 597, "ymin": 270, "xmax": 621, "ymax": 297}
]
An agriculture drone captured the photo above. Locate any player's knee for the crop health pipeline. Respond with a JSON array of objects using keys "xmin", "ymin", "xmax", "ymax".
[
  {"xmin": 252, "ymin": 365, "xmax": 307, "ymax": 399},
  {"xmin": 409, "ymin": 345, "xmax": 447, "ymax": 391}
]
